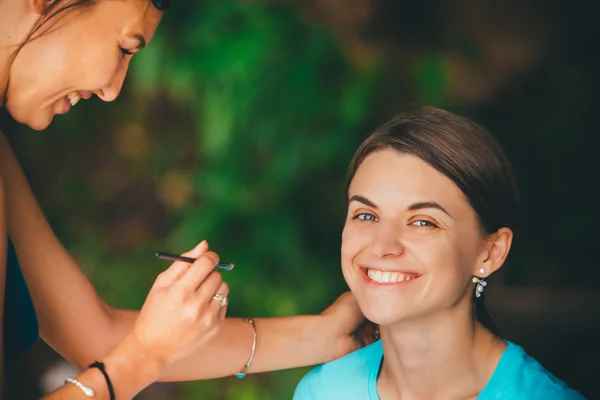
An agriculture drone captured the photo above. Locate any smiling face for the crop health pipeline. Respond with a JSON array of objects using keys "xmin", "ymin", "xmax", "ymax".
[
  {"xmin": 5, "ymin": 0, "xmax": 162, "ymax": 130},
  {"xmin": 341, "ymin": 149, "xmax": 488, "ymax": 326}
]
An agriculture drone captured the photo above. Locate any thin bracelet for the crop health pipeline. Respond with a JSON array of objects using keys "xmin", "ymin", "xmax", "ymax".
[
  {"xmin": 235, "ymin": 318, "xmax": 257, "ymax": 379},
  {"xmin": 65, "ymin": 378, "xmax": 95, "ymax": 397},
  {"xmin": 89, "ymin": 361, "xmax": 115, "ymax": 400}
]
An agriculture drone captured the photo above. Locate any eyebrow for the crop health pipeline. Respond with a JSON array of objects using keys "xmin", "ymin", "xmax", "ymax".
[
  {"xmin": 408, "ymin": 202, "xmax": 454, "ymax": 219},
  {"xmin": 133, "ymin": 34, "xmax": 147, "ymax": 49},
  {"xmin": 348, "ymin": 195, "xmax": 454, "ymax": 219},
  {"xmin": 348, "ymin": 195, "xmax": 377, "ymax": 208}
]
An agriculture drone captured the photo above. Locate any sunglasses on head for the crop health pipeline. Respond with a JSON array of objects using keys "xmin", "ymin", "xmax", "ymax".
[{"xmin": 151, "ymin": 0, "xmax": 170, "ymax": 11}]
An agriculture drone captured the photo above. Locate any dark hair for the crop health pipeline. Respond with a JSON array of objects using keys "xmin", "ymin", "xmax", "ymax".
[
  {"xmin": 1, "ymin": 0, "xmax": 167, "ymax": 104},
  {"xmin": 346, "ymin": 107, "xmax": 520, "ymax": 335}
]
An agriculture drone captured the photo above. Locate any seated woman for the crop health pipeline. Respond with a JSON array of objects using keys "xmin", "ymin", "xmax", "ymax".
[{"xmin": 293, "ymin": 108, "xmax": 586, "ymax": 400}]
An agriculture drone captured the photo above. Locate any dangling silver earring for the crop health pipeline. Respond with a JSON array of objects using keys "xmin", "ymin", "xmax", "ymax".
[{"xmin": 472, "ymin": 268, "xmax": 487, "ymax": 298}]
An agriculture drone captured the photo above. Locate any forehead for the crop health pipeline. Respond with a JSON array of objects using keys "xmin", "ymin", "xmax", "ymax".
[
  {"xmin": 349, "ymin": 150, "xmax": 466, "ymax": 208},
  {"xmin": 88, "ymin": 0, "xmax": 162, "ymax": 42}
]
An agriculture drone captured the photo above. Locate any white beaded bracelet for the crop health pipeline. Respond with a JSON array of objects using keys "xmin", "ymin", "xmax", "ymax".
[
  {"xmin": 65, "ymin": 377, "xmax": 95, "ymax": 397},
  {"xmin": 235, "ymin": 318, "xmax": 257, "ymax": 379}
]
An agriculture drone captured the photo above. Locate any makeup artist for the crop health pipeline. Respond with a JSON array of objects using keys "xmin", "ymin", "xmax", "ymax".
[{"xmin": 0, "ymin": 0, "xmax": 367, "ymax": 398}]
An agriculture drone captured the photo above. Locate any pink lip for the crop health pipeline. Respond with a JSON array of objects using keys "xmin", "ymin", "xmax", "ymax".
[
  {"xmin": 55, "ymin": 91, "xmax": 93, "ymax": 115},
  {"xmin": 78, "ymin": 90, "xmax": 93, "ymax": 100},
  {"xmin": 56, "ymin": 97, "xmax": 71, "ymax": 115},
  {"xmin": 358, "ymin": 265, "xmax": 422, "ymax": 276}
]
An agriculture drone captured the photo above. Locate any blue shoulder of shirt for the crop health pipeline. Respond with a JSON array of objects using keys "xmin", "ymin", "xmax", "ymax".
[
  {"xmin": 293, "ymin": 340, "xmax": 383, "ymax": 400},
  {"xmin": 481, "ymin": 341, "xmax": 587, "ymax": 400},
  {"xmin": 293, "ymin": 339, "xmax": 587, "ymax": 400}
]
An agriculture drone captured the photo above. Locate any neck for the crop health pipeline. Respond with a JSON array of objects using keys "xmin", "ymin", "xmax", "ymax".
[
  {"xmin": 0, "ymin": 0, "xmax": 40, "ymax": 104},
  {"xmin": 377, "ymin": 301, "xmax": 506, "ymax": 400}
]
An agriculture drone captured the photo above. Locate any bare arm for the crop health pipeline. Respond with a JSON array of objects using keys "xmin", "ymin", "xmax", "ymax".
[
  {"xmin": 44, "ymin": 243, "xmax": 230, "ymax": 399},
  {"xmin": 116, "ymin": 294, "xmax": 360, "ymax": 381},
  {"xmin": 43, "ymin": 334, "xmax": 162, "ymax": 400},
  {"xmin": 0, "ymin": 175, "xmax": 7, "ymax": 394},
  {"xmin": 0, "ymin": 130, "xmax": 364, "ymax": 379}
]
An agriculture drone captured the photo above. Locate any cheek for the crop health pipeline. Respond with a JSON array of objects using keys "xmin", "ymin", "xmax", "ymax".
[
  {"xmin": 340, "ymin": 223, "xmax": 364, "ymax": 277},
  {"xmin": 341, "ymin": 222, "xmax": 367, "ymax": 257},
  {"xmin": 416, "ymin": 232, "xmax": 479, "ymax": 297},
  {"xmin": 8, "ymin": 38, "xmax": 66, "ymax": 104},
  {"xmin": 78, "ymin": 43, "xmax": 122, "ymax": 87}
]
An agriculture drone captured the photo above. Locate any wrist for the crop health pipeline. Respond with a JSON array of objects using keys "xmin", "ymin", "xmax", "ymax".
[
  {"xmin": 101, "ymin": 333, "xmax": 166, "ymax": 396},
  {"xmin": 68, "ymin": 334, "xmax": 165, "ymax": 400},
  {"xmin": 299, "ymin": 314, "xmax": 341, "ymax": 364}
]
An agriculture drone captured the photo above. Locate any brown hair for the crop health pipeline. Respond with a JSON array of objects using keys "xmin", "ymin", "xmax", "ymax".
[{"xmin": 346, "ymin": 107, "xmax": 520, "ymax": 334}]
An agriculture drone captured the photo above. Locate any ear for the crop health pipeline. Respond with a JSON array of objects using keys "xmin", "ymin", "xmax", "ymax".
[
  {"xmin": 475, "ymin": 227, "xmax": 513, "ymax": 277},
  {"xmin": 31, "ymin": 0, "xmax": 51, "ymax": 15}
]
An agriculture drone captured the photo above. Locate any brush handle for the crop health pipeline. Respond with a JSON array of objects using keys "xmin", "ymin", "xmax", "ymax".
[{"xmin": 155, "ymin": 252, "xmax": 234, "ymax": 271}]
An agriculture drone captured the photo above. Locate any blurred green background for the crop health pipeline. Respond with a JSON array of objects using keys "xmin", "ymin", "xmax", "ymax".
[{"xmin": 2, "ymin": 0, "xmax": 599, "ymax": 398}]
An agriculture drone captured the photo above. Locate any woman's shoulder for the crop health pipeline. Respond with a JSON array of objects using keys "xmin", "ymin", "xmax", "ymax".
[
  {"xmin": 481, "ymin": 340, "xmax": 587, "ymax": 400},
  {"xmin": 293, "ymin": 340, "xmax": 383, "ymax": 400}
]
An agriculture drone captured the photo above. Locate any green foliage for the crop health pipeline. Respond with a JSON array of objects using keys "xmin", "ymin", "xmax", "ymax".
[
  {"xmin": 3, "ymin": 1, "xmax": 453, "ymax": 398},
  {"xmin": 131, "ymin": 4, "xmax": 379, "ymax": 397},
  {"xmin": 4, "ymin": 1, "xmax": 599, "ymax": 398}
]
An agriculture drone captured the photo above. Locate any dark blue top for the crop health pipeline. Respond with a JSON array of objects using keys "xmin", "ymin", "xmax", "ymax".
[{"xmin": 3, "ymin": 237, "xmax": 39, "ymax": 365}]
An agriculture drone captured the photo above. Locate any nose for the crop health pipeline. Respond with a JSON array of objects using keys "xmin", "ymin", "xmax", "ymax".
[
  {"xmin": 370, "ymin": 221, "xmax": 405, "ymax": 258},
  {"xmin": 96, "ymin": 63, "xmax": 129, "ymax": 102}
]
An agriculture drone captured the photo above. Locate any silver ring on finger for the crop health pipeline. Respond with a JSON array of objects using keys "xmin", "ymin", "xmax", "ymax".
[{"xmin": 212, "ymin": 292, "xmax": 228, "ymax": 308}]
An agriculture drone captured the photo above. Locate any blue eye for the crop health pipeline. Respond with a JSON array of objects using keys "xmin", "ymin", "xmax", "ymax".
[
  {"xmin": 354, "ymin": 213, "xmax": 379, "ymax": 222},
  {"xmin": 412, "ymin": 220, "xmax": 437, "ymax": 228}
]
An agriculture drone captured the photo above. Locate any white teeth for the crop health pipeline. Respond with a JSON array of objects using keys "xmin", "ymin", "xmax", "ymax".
[
  {"xmin": 367, "ymin": 269, "xmax": 417, "ymax": 284},
  {"xmin": 67, "ymin": 92, "xmax": 81, "ymax": 106},
  {"xmin": 382, "ymin": 271, "xmax": 391, "ymax": 283},
  {"xmin": 374, "ymin": 270, "xmax": 382, "ymax": 282}
]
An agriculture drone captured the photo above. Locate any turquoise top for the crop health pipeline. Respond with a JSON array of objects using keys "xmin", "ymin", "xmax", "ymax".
[
  {"xmin": 294, "ymin": 340, "xmax": 586, "ymax": 400},
  {"xmin": 3, "ymin": 237, "xmax": 39, "ymax": 365}
]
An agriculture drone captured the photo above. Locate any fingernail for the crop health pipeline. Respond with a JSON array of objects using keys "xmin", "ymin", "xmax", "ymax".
[
  {"xmin": 207, "ymin": 251, "xmax": 219, "ymax": 263},
  {"xmin": 194, "ymin": 240, "xmax": 208, "ymax": 250}
]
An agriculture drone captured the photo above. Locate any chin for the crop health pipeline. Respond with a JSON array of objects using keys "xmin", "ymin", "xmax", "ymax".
[
  {"xmin": 6, "ymin": 102, "xmax": 53, "ymax": 131},
  {"xmin": 356, "ymin": 296, "xmax": 409, "ymax": 326},
  {"xmin": 27, "ymin": 117, "xmax": 53, "ymax": 131},
  {"xmin": 18, "ymin": 112, "xmax": 53, "ymax": 131}
]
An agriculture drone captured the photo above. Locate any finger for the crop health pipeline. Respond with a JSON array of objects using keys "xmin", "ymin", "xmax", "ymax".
[
  {"xmin": 175, "ymin": 250, "xmax": 220, "ymax": 291},
  {"xmin": 320, "ymin": 292, "xmax": 353, "ymax": 316},
  {"xmin": 155, "ymin": 241, "xmax": 210, "ymax": 287},
  {"xmin": 208, "ymin": 280, "xmax": 230, "ymax": 313},
  {"xmin": 196, "ymin": 270, "xmax": 223, "ymax": 301}
]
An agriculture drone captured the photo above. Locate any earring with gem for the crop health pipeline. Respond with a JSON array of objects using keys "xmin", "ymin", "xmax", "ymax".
[{"xmin": 472, "ymin": 268, "xmax": 487, "ymax": 298}]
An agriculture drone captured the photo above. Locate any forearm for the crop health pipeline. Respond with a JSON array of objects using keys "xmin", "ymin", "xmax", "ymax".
[
  {"xmin": 0, "ymin": 176, "xmax": 7, "ymax": 394},
  {"xmin": 43, "ymin": 334, "xmax": 163, "ymax": 400},
  {"xmin": 0, "ymin": 130, "xmax": 114, "ymax": 367},
  {"xmin": 159, "ymin": 315, "xmax": 333, "ymax": 381},
  {"xmin": 106, "ymin": 311, "xmax": 334, "ymax": 381}
]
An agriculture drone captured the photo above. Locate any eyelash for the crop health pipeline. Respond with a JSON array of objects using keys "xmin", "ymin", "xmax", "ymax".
[
  {"xmin": 119, "ymin": 47, "xmax": 134, "ymax": 58},
  {"xmin": 353, "ymin": 213, "xmax": 378, "ymax": 222},
  {"xmin": 412, "ymin": 220, "xmax": 438, "ymax": 228},
  {"xmin": 352, "ymin": 213, "xmax": 439, "ymax": 228}
]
